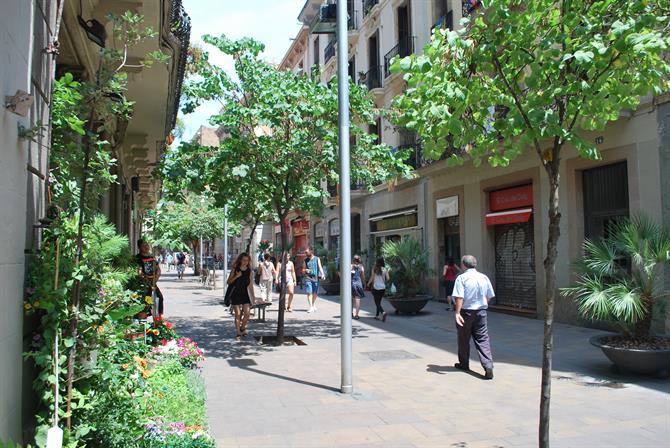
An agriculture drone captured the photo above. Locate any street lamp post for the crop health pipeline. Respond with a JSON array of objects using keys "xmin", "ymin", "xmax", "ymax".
[{"xmin": 337, "ymin": 0, "xmax": 353, "ymax": 395}]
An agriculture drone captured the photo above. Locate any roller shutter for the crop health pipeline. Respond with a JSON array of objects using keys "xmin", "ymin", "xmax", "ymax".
[{"xmin": 494, "ymin": 220, "xmax": 536, "ymax": 310}]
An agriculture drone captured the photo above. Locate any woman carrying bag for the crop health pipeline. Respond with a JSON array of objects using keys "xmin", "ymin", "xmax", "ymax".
[
  {"xmin": 226, "ymin": 253, "xmax": 257, "ymax": 341},
  {"xmin": 367, "ymin": 258, "xmax": 389, "ymax": 322}
]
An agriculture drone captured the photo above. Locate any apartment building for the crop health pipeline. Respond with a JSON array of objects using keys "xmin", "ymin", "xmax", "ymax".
[
  {"xmin": 0, "ymin": 0, "xmax": 189, "ymax": 441},
  {"xmin": 277, "ymin": 0, "xmax": 670, "ymax": 331}
]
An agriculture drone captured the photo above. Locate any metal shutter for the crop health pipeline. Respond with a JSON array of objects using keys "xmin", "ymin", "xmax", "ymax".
[{"xmin": 494, "ymin": 220, "xmax": 536, "ymax": 310}]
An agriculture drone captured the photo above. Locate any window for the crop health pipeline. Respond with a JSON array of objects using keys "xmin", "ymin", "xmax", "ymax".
[
  {"xmin": 313, "ymin": 37, "xmax": 320, "ymax": 68},
  {"xmin": 583, "ymin": 162, "xmax": 629, "ymax": 239}
]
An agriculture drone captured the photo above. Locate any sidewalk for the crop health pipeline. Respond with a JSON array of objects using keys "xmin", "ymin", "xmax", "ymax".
[{"xmin": 160, "ymin": 270, "xmax": 669, "ymax": 448}]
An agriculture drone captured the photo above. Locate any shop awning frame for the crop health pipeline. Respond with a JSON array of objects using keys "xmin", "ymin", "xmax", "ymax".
[
  {"xmin": 485, "ymin": 208, "xmax": 533, "ymax": 226},
  {"xmin": 368, "ymin": 207, "xmax": 418, "ymax": 222}
]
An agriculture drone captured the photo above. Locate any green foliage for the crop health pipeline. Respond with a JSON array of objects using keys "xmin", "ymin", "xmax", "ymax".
[
  {"xmin": 562, "ymin": 216, "xmax": 670, "ymax": 337},
  {"xmin": 392, "ymin": 0, "xmax": 670, "ymax": 167},
  {"xmin": 316, "ymin": 245, "xmax": 339, "ymax": 282},
  {"xmin": 163, "ymin": 34, "xmax": 411, "ymax": 219},
  {"xmin": 381, "ymin": 238, "xmax": 431, "ymax": 297}
]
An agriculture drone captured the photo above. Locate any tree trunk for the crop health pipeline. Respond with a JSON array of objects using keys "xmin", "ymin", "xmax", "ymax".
[
  {"xmin": 192, "ymin": 241, "xmax": 200, "ymax": 276},
  {"xmin": 65, "ymin": 127, "xmax": 93, "ymax": 429},
  {"xmin": 276, "ymin": 214, "xmax": 288, "ymax": 344},
  {"xmin": 539, "ymin": 159, "xmax": 561, "ymax": 448},
  {"xmin": 245, "ymin": 218, "xmax": 260, "ymax": 254}
]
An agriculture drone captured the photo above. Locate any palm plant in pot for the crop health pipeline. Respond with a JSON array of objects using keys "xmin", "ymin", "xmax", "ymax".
[
  {"xmin": 561, "ymin": 216, "xmax": 670, "ymax": 375},
  {"xmin": 382, "ymin": 238, "xmax": 433, "ymax": 315}
]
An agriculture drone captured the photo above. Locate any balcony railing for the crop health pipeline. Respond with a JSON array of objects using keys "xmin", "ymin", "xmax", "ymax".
[
  {"xmin": 360, "ymin": 65, "xmax": 383, "ymax": 90},
  {"xmin": 397, "ymin": 143, "xmax": 425, "ymax": 169},
  {"xmin": 324, "ymin": 40, "xmax": 336, "ymax": 64},
  {"xmin": 432, "ymin": 10, "xmax": 454, "ymax": 32},
  {"xmin": 363, "ymin": 0, "xmax": 379, "ymax": 17},
  {"xmin": 384, "ymin": 35, "xmax": 414, "ymax": 78}
]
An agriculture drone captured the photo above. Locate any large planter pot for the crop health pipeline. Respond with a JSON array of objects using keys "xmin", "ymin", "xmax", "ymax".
[
  {"xmin": 386, "ymin": 295, "xmax": 432, "ymax": 315},
  {"xmin": 321, "ymin": 281, "xmax": 340, "ymax": 296},
  {"xmin": 590, "ymin": 335, "xmax": 670, "ymax": 376}
]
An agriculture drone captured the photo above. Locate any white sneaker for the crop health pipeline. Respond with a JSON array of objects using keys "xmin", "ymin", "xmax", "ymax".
[
  {"xmin": 313, "ymin": 304, "xmax": 318, "ymax": 311},
  {"xmin": 307, "ymin": 307, "xmax": 314, "ymax": 313}
]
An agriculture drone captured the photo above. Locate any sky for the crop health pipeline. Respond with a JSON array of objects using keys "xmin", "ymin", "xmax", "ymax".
[{"xmin": 179, "ymin": 0, "xmax": 306, "ymax": 140}]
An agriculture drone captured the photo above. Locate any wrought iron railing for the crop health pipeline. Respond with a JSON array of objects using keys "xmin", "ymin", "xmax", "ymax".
[
  {"xmin": 324, "ymin": 39, "xmax": 336, "ymax": 64},
  {"xmin": 397, "ymin": 143, "xmax": 425, "ymax": 169},
  {"xmin": 363, "ymin": 0, "xmax": 379, "ymax": 17},
  {"xmin": 360, "ymin": 65, "xmax": 383, "ymax": 90},
  {"xmin": 169, "ymin": 0, "xmax": 191, "ymax": 130},
  {"xmin": 384, "ymin": 35, "xmax": 414, "ymax": 78}
]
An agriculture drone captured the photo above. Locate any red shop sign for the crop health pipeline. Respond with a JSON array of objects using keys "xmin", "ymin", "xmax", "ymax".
[{"xmin": 489, "ymin": 184, "xmax": 533, "ymax": 212}]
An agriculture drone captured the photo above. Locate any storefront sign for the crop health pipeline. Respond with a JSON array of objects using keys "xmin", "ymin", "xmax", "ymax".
[
  {"xmin": 436, "ymin": 195, "xmax": 459, "ymax": 218},
  {"xmin": 489, "ymin": 184, "xmax": 533, "ymax": 212},
  {"xmin": 370, "ymin": 211, "xmax": 418, "ymax": 233},
  {"xmin": 329, "ymin": 218, "xmax": 340, "ymax": 236},
  {"xmin": 292, "ymin": 219, "xmax": 310, "ymax": 236},
  {"xmin": 485, "ymin": 208, "xmax": 533, "ymax": 226}
]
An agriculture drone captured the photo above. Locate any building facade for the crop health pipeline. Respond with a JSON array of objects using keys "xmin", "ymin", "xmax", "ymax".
[
  {"xmin": 279, "ymin": 0, "xmax": 670, "ymax": 331},
  {"xmin": 0, "ymin": 0, "xmax": 189, "ymax": 442}
]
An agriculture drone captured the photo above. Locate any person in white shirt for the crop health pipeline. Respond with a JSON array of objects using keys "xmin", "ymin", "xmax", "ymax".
[
  {"xmin": 452, "ymin": 255, "xmax": 495, "ymax": 380},
  {"xmin": 259, "ymin": 253, "xmax": 276, "ymax": 303},
  {"xmin": 367, "ymin": 258, "xmax": 389, "ymax": 322}
]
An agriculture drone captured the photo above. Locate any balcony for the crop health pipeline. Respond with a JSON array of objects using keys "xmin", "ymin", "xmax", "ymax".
[
  {"xmin": 397, "ymin": 143, "xmax": 425, "ymax": 170},
  {"xmin": 432, "ymin": 10, "xmax": 454, "ymax": 32},
  {"xmin": 359, "ymin": 65, "xmax": 383, "ymax": 91},
  {"xmin": 384, "ymin": 35, "xmax": 414, "ymax": 78},
  {"xmin": 363, "ymin": 0, "xmax": 379, "ymax": 17},
  {"xmin": 324, "ymin": 39, "xmax": 336, "ymax": 64}
]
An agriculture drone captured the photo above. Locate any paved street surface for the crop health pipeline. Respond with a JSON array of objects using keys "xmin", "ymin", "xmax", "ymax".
[{"xmin": 159, "ymin": 270, "xmax": 669, "ymax": 448}]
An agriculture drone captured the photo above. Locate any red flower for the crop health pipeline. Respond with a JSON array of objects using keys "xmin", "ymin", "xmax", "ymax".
[
  {"xmin": 165, "ymin": 322, "xmax": 173, "ymax": 329},
  {"xmin": 161, "ymin": 339, "xmax": 168, "ymax": 345},
  {"xmin": 154, "ymin": 316, "xmax": 163, "ymax": 322}
]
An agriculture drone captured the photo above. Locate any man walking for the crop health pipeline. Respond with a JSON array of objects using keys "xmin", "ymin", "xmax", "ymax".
[
  {"xmin": 302, "ymin": 247, "xmax": 325, "ymax": 313},
  {"xmin": 453, "ymin": 255, "xmax": 495, "ymax": 380},
  {"xmin": 259, "ymin": 253, "xmax": 276, "ymax": 303}
]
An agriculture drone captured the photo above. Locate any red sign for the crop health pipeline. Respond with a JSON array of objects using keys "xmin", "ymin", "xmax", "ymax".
[
  {"xmin": 489, "ymin": 184, "xmax": 533, "ymax": 212},
  {"xmin": 486, "ymin": 208, "xmax": 532, "ymax": 226},
  {"xmin": 292, "ymin": 219, "xmax": 310, "ymax": 236}
]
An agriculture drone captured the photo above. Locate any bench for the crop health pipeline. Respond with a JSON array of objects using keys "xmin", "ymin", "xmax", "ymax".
[{"xmin": 251, "ymin": 301, "xmax": 271, "ymax": 321}]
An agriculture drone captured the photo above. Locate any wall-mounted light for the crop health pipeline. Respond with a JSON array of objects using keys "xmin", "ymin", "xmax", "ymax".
[
  {"xmin": 77, "ymin": 15, "xmax": 106, "ymax": 48},
  {"xmin": 5, "ymin": 90, "xmax": 34, "ymax": 117}
]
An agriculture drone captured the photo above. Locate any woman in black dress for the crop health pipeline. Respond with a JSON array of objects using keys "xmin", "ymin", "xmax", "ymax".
[{"xmin": 227, "ymin": 253, "xmax": 257, "ymax": 340}]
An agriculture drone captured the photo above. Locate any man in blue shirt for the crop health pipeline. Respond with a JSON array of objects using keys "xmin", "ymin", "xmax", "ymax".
[{"xmin": 452, "ymin": 255, "xmax": 495, "ymax": 380}]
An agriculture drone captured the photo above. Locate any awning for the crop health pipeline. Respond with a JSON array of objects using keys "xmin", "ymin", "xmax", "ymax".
[
  {"xmin": 369, "ymin": 207, "xmax": 418, "ymax": 222},
  {"xmin": 485, "ymin": 208, "xmax": 532, "ymax": 226}
]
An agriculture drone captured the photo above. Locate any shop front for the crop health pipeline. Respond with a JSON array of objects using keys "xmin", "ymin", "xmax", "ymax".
[
  {"xmin": 368, "ymin": 207, "xmax": 422, "ymax": 260},
  {"xmin": 291, "ymin": 218, "xmax": 310, "ymax": 268},
  {"xmin": 486, "ymin": 184, "xmax": 537, "ymax": 312},
  {"xmin": 314, "ymin": 221, "xmax": 325, "ymax": 249}
]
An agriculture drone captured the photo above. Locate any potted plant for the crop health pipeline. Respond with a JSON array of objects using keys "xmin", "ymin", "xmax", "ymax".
[
  {"xmin": 382, "ymin": 238, "xmax": 433, "ymax": 314},
  {"xmin": 317, "ymin": 246, "xmax": 340, "ymax": 295},
  {"xmin": 561, "ymin": 216, "xmax": 670, "ymax": 375}
]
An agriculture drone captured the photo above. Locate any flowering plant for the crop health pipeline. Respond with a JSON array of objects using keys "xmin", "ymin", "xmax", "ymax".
[
  {"xmin": 258, "ymin": 239, "xmax": 271, "ymax": 252},
  {"xmin": 144, "ymin": 421, "xmax": 214, "ymax": 447},
  {"xmin": 152, "ymin": 337, "xmax": 204, "ymax": 367},
  {"xmin": 146, "ymin": 316, "xmax": 178, "ymax": 345}
]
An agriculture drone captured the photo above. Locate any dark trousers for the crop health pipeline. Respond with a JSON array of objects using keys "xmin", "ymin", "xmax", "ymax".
[
  {"xmin": 456, "ymin": 309, "xmax": 493, "ymax": 369},
  {"xmin": 372, "ymin": 288, "xmax": 385, "ymax": 315}
]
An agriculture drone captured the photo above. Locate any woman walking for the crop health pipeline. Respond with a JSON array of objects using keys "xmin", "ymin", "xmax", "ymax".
[
  {"xmin": 367, "ymin": 257, "xmax": 389, "ymax": 322},
  {"xmin": 277, "ymin": 253, "xmax": 297, "ymax": 312},
  {"xmin": 351, "ymin": 255, "xmax": 366, "ymax": 320},
  {"xmin": 442, "ymin": 257, "xmax": 461, "ymax": 310},
  {"xmin": 226, "ymin": 253, "xmax": 257, "ymax": 341}
]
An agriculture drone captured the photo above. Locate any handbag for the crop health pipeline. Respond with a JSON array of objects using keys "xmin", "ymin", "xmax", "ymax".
[{"xmin": 223, "ymin": 285, "xmax": 235, "ymax": 307}]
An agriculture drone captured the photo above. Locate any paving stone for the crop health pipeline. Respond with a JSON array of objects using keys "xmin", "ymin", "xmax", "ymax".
[{"xmin": 159, "ymin": 270, "xmax": 670, "ymax": 448}]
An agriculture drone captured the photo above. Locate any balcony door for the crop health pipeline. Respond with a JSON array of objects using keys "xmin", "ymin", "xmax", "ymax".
[{"xmin": 397, "ymin": 2, "xmax": 411, "ymax": 56}]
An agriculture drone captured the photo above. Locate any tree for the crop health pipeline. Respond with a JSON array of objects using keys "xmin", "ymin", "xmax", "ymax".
[
  {"xmin": 391, "ymin": 1, "xmax": 669, "ymax": 446},
  {"xmin": 148, "ymin": 194, "xmax": 235, "ymax": 275},
  {"xmin": 167, "ymin": 35, "xmax": 411, "ymax": 343}
]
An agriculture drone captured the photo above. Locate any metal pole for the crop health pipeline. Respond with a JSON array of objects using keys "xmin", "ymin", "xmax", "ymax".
[
  {"xmin": 200, "ymin": 236, "xmax": 203, "ymax": 276},
  {"xmin": 337, "ymin": 0, "xmax": 353, "ymax": 395},
  {"xmin": 223, "ymin": 204, "xmax": 229, "ymax": 295}
]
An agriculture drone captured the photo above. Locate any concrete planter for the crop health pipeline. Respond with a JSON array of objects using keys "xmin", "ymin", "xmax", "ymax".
[
  {"xmin": 590, "ymin": 335, "xmax": 670, "ymax": 376},
  {"xmin": 386, "ymin": 295, "xmax": 432, "ymax": 315},
  {"xmin": 321, "ymin": 281, "xmax": 340, "ymax": 296}
]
